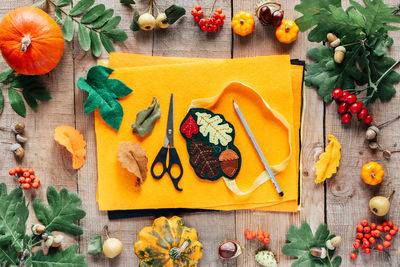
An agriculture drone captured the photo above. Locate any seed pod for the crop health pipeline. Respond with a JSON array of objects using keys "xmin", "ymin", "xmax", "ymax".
[
  {"xmin": 32, "ymin": 224, "xmax": 46, "ymax": 235},
  {"xmin": 10, "ymin": 143, "xmax": 24, "ymax": 159},
  {"xmin": 334, "ymin": 46, "xmax": 346, "ymax": 64},
  {"xmin": 16, "ymin": 134, "xmax": 27, "ymax": 143},
  {"xmin": 138, "ymin": 13, "xmax": 156, "ymax": 31},
  {"xmin": 310, "ymin": 247, "xmax": 327, "ymax": 259},
  {"xmin": 218, "ymin": 240, "xmax": 242, "ymax": 259},
  {"xmin": 366, "ymin": 126, "xmax": 379, "ymax": 141},
  {"xmin": 326, "ymin": 236, "xmax": 342, "ymax": 250},
  {"xmin": 12, "ymin": 122, "xmax": 25, "ymax": 134},
  {"xmin": 383, "ymin": 150, "xmax": 392, "ymax": 159},
  {"xmin": 156, "ymin": 13, "xmax": 169, "ymax": 29},
  {"xmin": 369, "ymin": 142, "xmax": 379, "ymax": 150}
]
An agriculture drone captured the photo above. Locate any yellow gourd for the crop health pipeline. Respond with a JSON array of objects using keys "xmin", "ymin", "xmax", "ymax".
[
  {"xmin": 231, "ymin": 11, "xmax": 255, "ymax": 36},
  {"xmin": 134, "ymin": 216, "xmax": 203, "ymax": 266},
  {"xmin": 275, "ymin": 20, "xmax": 299, "ymax": 44}
]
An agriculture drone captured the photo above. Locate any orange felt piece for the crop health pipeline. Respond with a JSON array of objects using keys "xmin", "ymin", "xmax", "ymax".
[
  {"xmin": 54, "ymin": 126, "xmax": 86, "ymax": 169},
  {"xmin": 95, "ymin": 55, "xmax": 301, "ymax": 211}
]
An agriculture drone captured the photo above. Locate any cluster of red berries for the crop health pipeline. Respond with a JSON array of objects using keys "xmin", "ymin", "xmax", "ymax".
[
  {"xmin": 191, "ymin": 5, "xmax": 226, "ymax": 32},
  {"xmin": 350, "ymin": 219, "xmax": 397, "ymax": 260},
  {"xmin": 332, "ymin": 88, "xmax": 373, "ymax": 125},
  {"xmin": 244, "ymin": 229, "xmax": 270, "ymax": 245},
  {"xmin": 9, "ymin": 167, "xmax": 40, "ymax": 190}
]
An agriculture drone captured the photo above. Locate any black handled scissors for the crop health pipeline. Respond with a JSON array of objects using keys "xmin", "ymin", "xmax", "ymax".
[{"xmin": 150, "ymin": 94, "xmax": 183, "ymax": 191}]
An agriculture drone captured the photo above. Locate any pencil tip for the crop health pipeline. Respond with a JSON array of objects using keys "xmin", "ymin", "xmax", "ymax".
[{"xmin": 279, "ymin": 192, "xmax": 284, "ymax": 197}]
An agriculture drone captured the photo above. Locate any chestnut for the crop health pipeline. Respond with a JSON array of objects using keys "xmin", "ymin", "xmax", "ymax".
[{"xmin": 255, "ymin": 1, "xmax": 284, "ymax": 27}]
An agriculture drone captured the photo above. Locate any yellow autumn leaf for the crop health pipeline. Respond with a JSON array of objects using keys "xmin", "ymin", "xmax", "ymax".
[{"xmin": 314, "ymin": 135, "xmax": 341, "ymax": 184}]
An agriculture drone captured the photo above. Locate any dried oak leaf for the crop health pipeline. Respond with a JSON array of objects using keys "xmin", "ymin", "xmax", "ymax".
[
  {"xmin": 118, "ymin": 141, "xmax": 148, "ymax": 187},
  {"xmin": 314, "ymin": 135, "xmax": 341, "ymax": 184},
  {"xmin": 54, "ymin": 126, "xmax": 86, "ymax": 170},
  {"xmin": 131, "ymin": 97, "xmax": 161, "ymax": 137}
]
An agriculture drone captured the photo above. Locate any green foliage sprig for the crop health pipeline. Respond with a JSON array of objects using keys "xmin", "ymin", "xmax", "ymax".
[
  {"xmin": 36, "ymin": 0, "xmax": 128, "ymax": 57},
  {"xmin": 0, "ymin": 184, "xmax": 87, "ymax": 267},
  {"xmin": 0, "ymin": 68, "xmax": 51, "ymax": 117},
  {"xmin": 295, "ymin": 0, "xmax": 400, "ymax": 106}
]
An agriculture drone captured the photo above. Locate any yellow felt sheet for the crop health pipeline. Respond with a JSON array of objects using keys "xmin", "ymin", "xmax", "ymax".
[{"xmin": 96, "ymin": 53, "xmax": 302, "ymax": 212}]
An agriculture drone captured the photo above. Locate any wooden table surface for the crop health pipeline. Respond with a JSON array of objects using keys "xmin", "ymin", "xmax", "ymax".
[{"xmin": 1, "ymin": 0, "xmax": 399, "ymax": 266}]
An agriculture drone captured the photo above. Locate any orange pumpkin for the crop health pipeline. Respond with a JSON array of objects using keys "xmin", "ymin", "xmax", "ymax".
[{"xmin": 0, "ymin": 7, "xmax": 64, "ymax": 75}]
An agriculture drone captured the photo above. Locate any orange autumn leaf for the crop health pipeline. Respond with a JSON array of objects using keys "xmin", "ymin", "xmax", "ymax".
[
  {"xmin": 54, "ymin": 126, "xmax": 86, "ymax": 170},
  {"xmin": 314, "ymin": 135, "xmax": 341, "ymax": 184}
]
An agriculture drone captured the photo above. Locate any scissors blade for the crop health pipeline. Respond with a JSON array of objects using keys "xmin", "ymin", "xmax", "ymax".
[{"xmin": 166, "ymin": 93, "xmax": 174, "ymax": 147}]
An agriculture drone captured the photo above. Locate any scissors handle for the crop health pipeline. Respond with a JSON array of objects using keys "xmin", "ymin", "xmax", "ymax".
[
  {"xmin": 151, "ymin": 147, "xmax": 168, "ymax": 180},
  {"xmin": 151, "ymin": 147, "xmax": 184, "ymax": 191}
]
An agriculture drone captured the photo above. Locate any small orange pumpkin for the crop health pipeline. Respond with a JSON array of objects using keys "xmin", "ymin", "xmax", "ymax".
[{"xmin": 0, "ymin": 7, "xmax": 64, "ymax": 75}]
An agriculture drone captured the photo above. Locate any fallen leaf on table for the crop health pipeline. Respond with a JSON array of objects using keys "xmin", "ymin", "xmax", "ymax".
[
  {"xmin": 118, "ymin": 141, "xmax": 148, "ymax": 187},
  {"xmin": 77, "ymin": 65, "xmax": 132, "ymax": 131},
  {"xmin": 54, "ymin": 126, "xmax": 87, "ymax": 170},
  {"xmin": 314, "ymin": 135, "xmax": 341, "ymax": 184},
  {"xmin": 131, "ymin": 97, "xmax": 161, "ymax": 137}
]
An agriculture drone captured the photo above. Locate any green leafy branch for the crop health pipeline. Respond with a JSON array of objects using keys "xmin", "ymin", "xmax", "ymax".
[
  {"xmin": 0, "ymin": 184, "xmax": 87, "ymax": 267},
  {"xmin": 0, "ymin": 68, "xmax": 51, "ymax": 117},
  {"xmin": 37, "ymin": 0, "xmax": 128, "ymax": 57},
  {"xmin": 295, "ymin": 0, "xmax": 400, "ymax": 107}
]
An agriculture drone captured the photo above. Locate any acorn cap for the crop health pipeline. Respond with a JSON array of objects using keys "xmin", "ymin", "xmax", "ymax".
[{"xmin": 219, "ymin": 149, "xmax": 239, "ymax": 161}]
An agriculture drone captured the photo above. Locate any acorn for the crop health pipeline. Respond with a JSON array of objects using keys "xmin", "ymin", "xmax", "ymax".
[
  {"xmin": 219, "ymin": 149, "xmax": 240, "ymax": 178},
  {"xmin": 138, "ymin": 13, "xmax": 156, "ymax": 31},
  {"xmin": 327, "ymin": 33, "xmax": 340, "ymax": 48},
  {"xmin": 218, "ymin": 240, "xmax": 242, "ymax": 259},
  {"xmin": 12, "ymin": 122, "xmax": 25, "ymax": 134},
  {"xmin": 366, "ymin": 126, "xmax": 379, "ymax": 141},
  {"xmin": 334, "ymin": 46, "xmax": 346, "ymax": 64},
  {"xmin": 16, "ymin": 134, "xmax": 27, "ymax": 143},
  {"xmin": 310, "ymin": 247, "xmax": 327, "ymax": 259},
  {"xmin": 156, "ymin": 13, "xmax": 170, "ymax": 29},
  {"xmin": 326, "ymin": 236, "xmax": 342, "ymax": 250},
  {"xmin": 368, "ymin": 141, "xmax": 379, "ymax": 150},
  {"xmin": 10, "ymin": 143, "xmax": 24, "ymax": 160},
  {"xmin": 31, "ymin": 224, "xmax": 46, "ymax": 235},
  {"xmin": 51, "ymin": 234, "xmax": 64, "ymax": 247}
]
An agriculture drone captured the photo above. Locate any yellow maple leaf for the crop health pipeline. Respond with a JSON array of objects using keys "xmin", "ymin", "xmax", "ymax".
[{"xmin": 314, "ymin": 135, "xmax": 341, "ymax": 184}]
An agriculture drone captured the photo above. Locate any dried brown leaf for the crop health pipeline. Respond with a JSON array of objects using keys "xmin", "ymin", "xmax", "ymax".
[{"xmin": 118, "ymin": 141, "xmax": 148, "ymax": 187}]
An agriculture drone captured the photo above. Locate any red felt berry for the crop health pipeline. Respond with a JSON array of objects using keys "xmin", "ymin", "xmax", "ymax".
[
  {"xmin": 384, "ymin": 226, "xmax": 391, "ymax": 233},
  {"xmin": 191, "ymin": 9, "xmax": 198, "ymax": 16},
  {"xmin": 389, "ymin": 229, "xmax": 397, "ymax": 236},
  {"xmin": 357, "ymin": 108, "xmax": 368, "ymax": 120},
  {"xmin": 368, "ymin": 237, "xmax": 376, "ymax": 244},
  {"xmin": 388, "ymin": 221, "xmax": 394, "ymax": 228},
  {"xmin": 34, "ymin": 178, "xmax": 40, "ymax": 185},
  {"xmin": 357, "ymin": 224, "xmax": 364, "ymax": 232},
  {"xmin": 346, "ymin": 94, "xmax": 357, "ymax": 104},
  {"xmin": 201, "ymin": 25, "xmax": 207, "ymax": 31},
  {"xmin": 18, "ymin": 177, "xmax": 25, "ymax": 184},
  {"xmin": 385, "ymin": 234, "xmax": 392, "ymax": 241},
  {"xmin": 263, "ymin": 237, "xmax": 270, "ymax": 245},
  {"xmin": 32, "ymin": 182, "xmax": 39, "ymax": 189},
  {"xmin": 25, "ymin": 178, "xmax": 31, "ymax": 184},
  {"xmin": 382, "ymin": 222, "xmax": 388, "ymax": 227},
  {"xmin": 364, "ymin": 233, "xmax": 371, "ymax": 239},
  {"xmin": 263, "ymin": 232, "xmax": 270, "ymax": 239},
  {"xmin": 15, "ymin": 167, "xmax": 21, "ymax": 173},
  {"xmin": 332, "ymin": 88, "xmax": 343, "ymax": 100},
  {"xmin": 377, "ymin": 225, "xmax": 383, "ymax": 232},
  {"xmin": 212, "ymin": 24, "xmax": 218, "ymax": 32},
  {"xmin": 257, "ymin": 230, "xmax": 264, "ymax": 242},
  {"xmin": 356, "ymin": 233, "xmax": 363, "ymax": 239},
  {"xmin": 22, "ymin": 183, "xmax": 31, "ymax": 190},
  {"xmin": 393, "ymin": 226, "xmax": 398, "ymax": 232},
  {"xmin": 216, "ymin": 8, "xmax": 222, "ymax": 13},
  {"xmin": 383, "ymin": 241, "xmax": 391, "ymax": 248},
  {"xmin": 218, "ymin": 19, "xmax": 224, "ymax": 26},
  {"xmin": 251, "ymin": 231, "xmax": 256, "ymax": 239},
  {"xmin": 339, "ymin": 91, "xmax": 350, "ymax": 102},
  {"xmin": 219, "ymin": 13, "xmax": 226, "ymax": 20},
  {"xmin": 363, "ymin": 226, "xmax": 371, "ymax": 234},
  {"xmin": 338, "ymin": 102, "xmax": 349, "ymax": 114},
  {"xmin": 355, "ymin": 239, "xmax": 361, "ymax": 243},
  {"xmin": 362, "ymin": 237, "xmax": 367, "ymax": 243},
  {"xmin": 198, "ymin": 10, "xmax": 204, "ymax": 17},
  {"xmin": 9, "ymin": 169, "xmax": 16, "ymax": 176},
  {"xmin": 341, "ymin": 113, "xmax": 352, "ymax": 124},
  {"xmin": 28, "ymin": 169, "xmax": 34, "ymax": 175},
  {"xmin": 350, "ymin": 253, "xmax": 357, "ymax": 260},
  {"xmin": 377, "ymin": 244, "xmax": 384, "ymax": 251},
  {"xmin": 22, "ymin": 168, "xmax": 28, "ymax": 173},
  {"xmin": 213, "ymin": 12, "xmax": 220, "ymax": 19},
  {"xmin": 362, "ymin": 240, "xmax": 370, "ymax": 248},
  {"xmin": 375, "ymin": 230, "xmax": 381, "ymax": 237},
  {"xmin": 199, "ymin": 19, "xmax": 206, "ymax": 26},
  {"xmin": 364, "ymin": 247, "xmax": 371, "ymax": 254},
  {"xmin": 30, "ymin": 175, "xmax": 35, "ymax": 180},
  {"xmin": 364, "ymin": 115, "xmax": 373, "ymax": 125},
  {"xmin": 353, "ymin": 241, "xmax": 360, "ymax": 249},
  {"xmin": 349, "ymin": 102, "xmax": 363, "ymax": 114},
  {"xmin": 195, "ymin": 5, "xmax": 202, "ymax": 11},
  {"xmin": 361, "ymin": 219, "xmax": 368, "ymax": 227},
  {"xmin": 194, "ymin": 16, "xmax": 200, "ymax": 22},
  {"xmin": 370, "ymin": 223, "xmax": 377, "ymax": 230},
  {"xmin": 23, "ymin": 172, "xmax": 30, "ymax": 178}
]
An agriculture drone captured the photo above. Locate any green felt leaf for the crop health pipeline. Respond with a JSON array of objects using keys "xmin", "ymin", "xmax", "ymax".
[
  {"xmin": 0, "ymin": 244, "xmax": 18, "ymax": 267},
  {"xmin": 77, "ymin": 66, "xmax": 132, "ymax": 130},
  {"xmin": 57, "ymin": 0, "xmax": 72, "ymax": 7},
  {"xmin": 165, "ymin": 4, "xmax": 186, "ymax": 24},
  {"xmin": 92, "ymin": 9, "xmax": 114, "ymax": 29},
  {"xmin": 130, "ymin": 11, "xmax": 140, "ymax": 31},
  {"xmin": 87, "ymin": 236, "xmax": 102, "ymax": 255},
  {"xmin": 0, "ymin": 68, "xmax": 14, "ymax": 83},
  {"xmin": 33, "ymin": 186, "xmax": 86, "ymax": 236},
  {"xmin": 0, "ymin": 184, "xmax": 28, "ymax": 253},
  {"xmin": 78, "ymin": 23, "xmax": 91, "ymax": 51},
  {"xmin": 131, "ymin": 97, "xmax": 161, "ymax": 137},
  {"xmin": 89, "ymin": 30, "xmax": 102, "ymax": 57},
  {"xmin": 62, "ymin": 15, "xmax": 74, "ymax": 42},
  {"xmin": 100, "ymin": 32, "xmax": 114, "ymax": 53},
  {"xmin": 282, "ymin": 222, "xmax": 341, "ymax": 267},
  {"xmin": 32, "ymin": 244, "xmax": 87, "ymax": 267},
  {"xmin": 32, "ymin": 0, "xmax": 46, "ymax": 7},
  {"xmin": 101, "ymin": 16, "xmax": 121, "ymax": 32},
  {"xmin": 295, "ymin": 0, "xmax": 341, "ymax": 31},
  {"xmin": 69, "ymin": 0, "xmax": 95, "ymax": 17},
  {"xmin": 120, "ymin": 0, "xmax": 135, "ymax": 4},
  {"xmin": 81, "ymin": 4, "xmax": 106, "ymax": 24},
  {"xmin": 104, "ymin": 29, "xmax": 128, "ymax": 42},
  {"xmin": 8, "ymin": 88, "xmax": 26, "ymax": 117},
  {"xmin": 55, "ymin": 7, "xmax": 63, "ymax": 24}
]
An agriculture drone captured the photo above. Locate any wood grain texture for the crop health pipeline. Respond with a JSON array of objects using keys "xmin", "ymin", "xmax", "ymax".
[{"xmin": 0, "ymin": 0, "xmax": 399, "ymax": 266}]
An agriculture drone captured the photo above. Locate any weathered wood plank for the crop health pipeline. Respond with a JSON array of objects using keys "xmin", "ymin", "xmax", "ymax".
[{"xmin": 232, "ymin": 1, "xmax": 325, "ymax": 266}]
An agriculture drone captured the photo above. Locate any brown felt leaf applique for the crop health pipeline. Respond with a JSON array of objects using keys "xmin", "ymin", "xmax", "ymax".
[
  {"xmin": 131, "ymin": 97, "xmax": 161, "ymax": 137},
  {"xmin": 314, "ymin": 135, "xmax": 341, "ymax": 184},
  {"xmin": 189, "ymin": 139, "xmax": 220, "ymax": 180},
  {"xmin": 118, "ymin": 141, "xmax": 148, "ymax": 187}
]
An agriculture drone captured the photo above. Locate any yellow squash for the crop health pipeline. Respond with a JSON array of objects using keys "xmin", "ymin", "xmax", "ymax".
[
  {"xmin": 134, "ymin": 216, "xmax": 203, "ymax": 266},
  {"xmin": 361, "ymin": 162, "xmax": 384, "ymax": 185},
  {"xmin": 275, "ymin": 20, "xmax": 299, "ymax": 44},
  {"xmin": 231, "ymin": 11, "xmax": 255, "ymax": 36}
]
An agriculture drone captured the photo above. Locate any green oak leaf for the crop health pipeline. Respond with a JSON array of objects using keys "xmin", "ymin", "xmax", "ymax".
[
  {"xmin": 282, "ymin": 222, "xmax": 342, "ymax": 267},
  {"xmin": 0, "ymin": 244, "xmax": 18, "ymax": 267},
  {"xmin": 33, "ymin": 186, "xmax": 86, "ymax": 236},
  {"xmin": 77, "ymin": 66, "xmax": 133, "ymax": 130},
  {"xmin": 32, "ymin": 244, "xmax": 87, "ymax": 267},
  {"xmin": 88, "ymin": 236, "xmax": 103, "ymax": 255},
  {"xmin": 294, "ymin": 0, "xmax": 341, "ymax": 31}
]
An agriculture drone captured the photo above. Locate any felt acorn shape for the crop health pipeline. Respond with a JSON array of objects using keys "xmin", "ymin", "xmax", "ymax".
[{"xmin": 219, "ymin": 149, "xmax": 240, "ymax": 178}]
